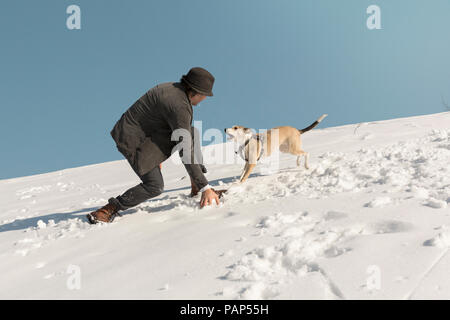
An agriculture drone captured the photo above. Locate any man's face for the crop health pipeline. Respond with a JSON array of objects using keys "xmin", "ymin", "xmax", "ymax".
[{"xmin": 190, "ymin": 94, "xmax": 207, "ymax": 106}]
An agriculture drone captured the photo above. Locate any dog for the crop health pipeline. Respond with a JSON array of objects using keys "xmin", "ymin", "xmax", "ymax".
[{"xmin": 225, "ymin": 114, "xmax": 327, "ymax": 182}]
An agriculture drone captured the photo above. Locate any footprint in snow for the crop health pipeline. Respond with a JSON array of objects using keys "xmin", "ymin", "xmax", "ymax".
[
  {"xmin": 362, "ymin": 220, "xmax": 413, "ymax": 235},
  {"xmin": 324, "ymin": 211, "xmax": 348, "ymax": 221},
  {"xmin": 364, "ymin": 197, "xmax": 392, "ymax": 208}
]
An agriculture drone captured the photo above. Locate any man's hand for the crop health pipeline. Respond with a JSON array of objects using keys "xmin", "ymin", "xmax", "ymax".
[{"xmin": 200, "ymin": 188, "xmax": 220, "ymax": 208}]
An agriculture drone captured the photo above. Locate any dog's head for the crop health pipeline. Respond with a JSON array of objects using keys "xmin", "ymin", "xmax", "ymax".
[{"xmin": 224, "ymin": 125, "xmax": 253, "ymax": 144}]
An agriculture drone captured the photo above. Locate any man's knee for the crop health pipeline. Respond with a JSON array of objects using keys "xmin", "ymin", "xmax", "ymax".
[
  {"xmin": 140, "ymin": 169, "xmax": 164, "ymax": 197},
  {"xmin": 141, "ymin": 182, "xmax": 164, "ymax": 197}
]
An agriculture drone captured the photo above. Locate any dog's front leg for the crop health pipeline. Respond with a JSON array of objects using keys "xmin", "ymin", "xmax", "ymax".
[
  {"xmin": 239, "ymin": 163, "xmax": 256, "ymax": 183},
  {"xmin": 239, "ymin": 162, "xmax": 249, "ymax": 181},
  {"xmin": 239, "ymin": 138, "xmax": 258, "ymax": 183}
]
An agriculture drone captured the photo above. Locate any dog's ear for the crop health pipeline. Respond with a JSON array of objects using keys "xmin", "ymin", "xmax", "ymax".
[{"xmin": 243, "ymin": 127, "xmax": 253, "ymax": 139}]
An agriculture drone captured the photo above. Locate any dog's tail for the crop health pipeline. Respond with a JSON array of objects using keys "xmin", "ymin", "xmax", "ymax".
[{"xmin": 298, "ymin": 114, "xmax": 328, "ymax": 134}]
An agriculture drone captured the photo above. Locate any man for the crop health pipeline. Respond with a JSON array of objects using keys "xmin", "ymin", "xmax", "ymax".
[{"xmin": 87, "ymin": 67, "xmax": 223, "ymax": 224}]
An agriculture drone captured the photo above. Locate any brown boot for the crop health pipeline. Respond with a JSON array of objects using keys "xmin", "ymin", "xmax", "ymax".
[{"xmin": 86, "ymin": 202, "xmax": 120, "ymax": 224}]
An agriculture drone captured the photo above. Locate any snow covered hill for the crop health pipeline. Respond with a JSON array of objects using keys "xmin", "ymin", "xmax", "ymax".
[{"xmin": 1, "ymin": 112, "xmax": 449, "ymax": 299}]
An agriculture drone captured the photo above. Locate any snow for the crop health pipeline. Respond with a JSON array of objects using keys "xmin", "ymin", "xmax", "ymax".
[{"xmin": 0, "ymin": 111, "xmax": 449, "ymax": 299}]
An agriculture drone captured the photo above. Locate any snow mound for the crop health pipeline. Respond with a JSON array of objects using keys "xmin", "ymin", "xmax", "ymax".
[{"xmin": 424, "ymin": 229, "xmax": 450, "ymax": 248}]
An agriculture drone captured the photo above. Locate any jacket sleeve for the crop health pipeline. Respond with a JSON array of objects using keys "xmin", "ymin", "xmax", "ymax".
[{"xmin": 165, "ymin": 105, "xmax": 209, "ymax": 190}]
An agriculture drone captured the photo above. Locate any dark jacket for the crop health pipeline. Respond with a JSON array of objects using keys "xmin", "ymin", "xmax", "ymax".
[{"xmin": 111, "ymin": 82, "xmax": 208, "ymax": 189}]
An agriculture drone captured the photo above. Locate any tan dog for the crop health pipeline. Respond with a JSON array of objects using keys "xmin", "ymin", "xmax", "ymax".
[{"xmin": 225, "ymin": 114, "xmax": 327, "ymax": 182}]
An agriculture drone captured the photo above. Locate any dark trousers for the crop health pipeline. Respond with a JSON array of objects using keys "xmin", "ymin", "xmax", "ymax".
[{"xmin": 109, "ymin": 165, "xmax": 164, "ymax": 211}]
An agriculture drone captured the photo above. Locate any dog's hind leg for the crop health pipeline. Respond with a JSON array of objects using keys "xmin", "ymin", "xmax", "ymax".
[
  {"xmin": 294, "ymin": 151, "xmax": 309, "ymax": 169},
  {"xmin": 289, "ymin": 139, "xmax": 309, "ymax": 169},
  {"xmin": 304, "ymin": 152, "xmax": 309, "ymax": 169}
]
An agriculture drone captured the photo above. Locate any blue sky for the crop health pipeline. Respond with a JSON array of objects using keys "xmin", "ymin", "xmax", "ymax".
[{"xmin": 1, "ymin": 0, "xmax": 449, "ymax": 179}]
